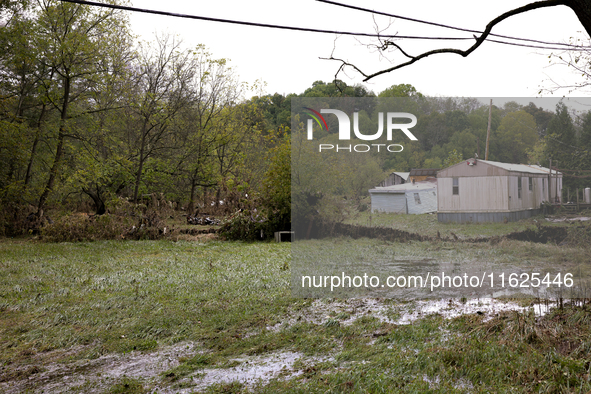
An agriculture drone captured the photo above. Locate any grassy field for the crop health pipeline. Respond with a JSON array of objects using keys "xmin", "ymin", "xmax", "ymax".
[{"xmin": 1, "ymin": 221, "xmax": 591, "ymax": 392}]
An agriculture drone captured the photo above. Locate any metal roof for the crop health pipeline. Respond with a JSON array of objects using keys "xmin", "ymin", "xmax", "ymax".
[
  {"xmin": 392, "ymin": 172, "xmax": 410, "ymax": 180},
  {"xmin": 369, "ymin": 182, "xmax": 437, "ymax": 194},
  {"xmin": 479, "ymin": 160, "xmax": 562, "ymax": 175},
  {"xmin": 409, "ymin": 168, "xmax": 439, "ymax": 177}
]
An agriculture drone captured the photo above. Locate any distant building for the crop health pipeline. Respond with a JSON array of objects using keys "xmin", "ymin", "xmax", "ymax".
[
  {"xmin": 408, "ymin": 168, "xmax": 438, "ymax": 183},
  {"xmin": 378, "ymin": 172, "xmax": 409, "ymax": 187},
  {"xmin": 369, "ymin": 181, "xmax": 437, "ymax": 214},
  {"xmin": 437, "ymin": 158, "xmax": 563, "ymax": 223}
]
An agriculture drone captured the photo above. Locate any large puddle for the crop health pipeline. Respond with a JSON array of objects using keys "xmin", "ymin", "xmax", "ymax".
[{"xmin": 269, "ymin": 297, "xmax": 555, "ymax": 331}]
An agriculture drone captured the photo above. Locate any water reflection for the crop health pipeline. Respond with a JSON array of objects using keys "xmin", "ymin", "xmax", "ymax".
[{"xmin": 291, "ymin": 239, "xmax": 586, "ymax": 300}]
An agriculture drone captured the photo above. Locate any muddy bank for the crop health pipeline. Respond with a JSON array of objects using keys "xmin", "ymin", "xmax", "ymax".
[
  {"xmin": 308, "ymin": 221, "xmax": 581, "ymax": 245},
  {"xmin": 314, "ymin": 222, "xmax": 432, "ymax": 242},
  {"xmin": 503, "ymin": 226, "xmax": 568, "ymax": 244}
]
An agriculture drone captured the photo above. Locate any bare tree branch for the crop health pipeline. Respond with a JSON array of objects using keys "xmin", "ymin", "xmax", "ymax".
[{"xmin": 330, "ymin": 0, "xmax": 571, "ymax": 82}]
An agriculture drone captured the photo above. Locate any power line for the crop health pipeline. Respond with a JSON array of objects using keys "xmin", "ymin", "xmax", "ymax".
[
  {"xmin": 55, "ymin": 0, "xmax": 464, "ymax": 40},
  {"xmin": 317, "ymin": 0, "xmax": 590, "ymax": 50},
  {"xmin": 57, "ymin": 0, "xmax": 590, "ymax": 52}
]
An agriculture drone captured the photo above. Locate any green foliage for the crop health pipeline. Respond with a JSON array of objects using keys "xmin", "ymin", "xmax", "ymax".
[
  {"xmin": 496, "ymin": 110, "xmax": 538, "ymax": 164},
  {"xmin": 40, "ymin": 213, "xmax": 117, "ymax": 242},
  {"xmin": 219, "ymin": 209, "xmax": 269, "ymax": 241},
  {"xmin": 544, "ymin": 102, "xmax": 580, "ymax": 190},
  {"xmin": 39, "ymin": 209, "xmax": 167, "ymax": 242},
  {"xmin": 261, "ymin": 138, "xmax": 290, "ymax": 227},
  {"xmin": 443, "ymin": 149, "xmax": 463, "ymax": 168},
  {"xmin": 303, "ymin": 80, "xmax": 375, "ymax": 98},
  {"xmin": 1, "ymin": 5, "xmax": 590, "ymax": 239},
  {"xmin": 378, "ymin": 83, "xmax": 423, "ymax": 98},
  {"xmin": 445, "ymin": 130, "xmax": 477, "ymax": 161},
  {"xmin": 217, "ymin": 135, "xmax": 290, "ymax": 242}
]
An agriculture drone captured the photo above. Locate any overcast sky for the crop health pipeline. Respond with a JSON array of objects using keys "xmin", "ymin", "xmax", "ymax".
[{"xmin": 127, "ymin": 0, "xmax": 590, "ymax": 105}]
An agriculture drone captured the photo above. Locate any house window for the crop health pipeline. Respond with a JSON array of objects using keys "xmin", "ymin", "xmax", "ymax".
[
  {"xmin": 528, "ymin": 177, "xmax": 533, "ymax": 191},
  {"xmin": 542, "ymin": 178, "xmax": 545, "ymax": 193},
  {"xmin": 414, "ymin": 193, "xmax": 421, "ymax": 205},
  {"xmin": 452, "ymin": 178, "xmax": 459, "ymax": 195},
  {"xmin": 518, "ymin": 177, "xmax": 522, "ymax": 199}
]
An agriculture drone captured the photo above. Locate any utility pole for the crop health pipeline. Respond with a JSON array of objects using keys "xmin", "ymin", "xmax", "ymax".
[
  {"xmin": 485, "ymin": 99, "xmax": 492, "ymax": 160},
  {"xmin": 555, "ymin": 160, "xmax": 559, "ymax": 203}
]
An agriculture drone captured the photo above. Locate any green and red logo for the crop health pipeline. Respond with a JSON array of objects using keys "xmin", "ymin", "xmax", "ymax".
[{"xmin": 304, "ymin": 107, "xmax": 328, "ymax": 132}]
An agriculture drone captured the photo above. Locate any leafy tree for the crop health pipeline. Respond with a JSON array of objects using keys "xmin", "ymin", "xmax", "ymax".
[
  {"xmin": 545, "ymin": 103, "xmax": 577, "ymax": 162},
  {"xmin": 32, "ymin": 0, "xmax": 131, "ymax": 217},
  {"xmin": 303, "ymin": 80, "xmax": 374, "ymax": 98},
  {"xmin": 124, "ymin": 35, "xmax": 198, "ymax": 203},
  {"xmin": 523, "ymin": 102, "xmax": 554, "ymax": 135},
  {"xmin": 544, "ymin": 102, "xmax": 579, "ymax": 190},
  {"xmin": 495, "ymin": 110, "xmax": 538, "ymax": 164},
  {"xmin": 261, "ymin": 137, "xmax": 290, "ymax": 231},
  {"xmin": 414, "ymin": 112, "xmax": 448, "ymax": 151},
  {"xmin": 443, "ymin": 149, "xmax": 463, "ymax": 168},
  {"xmin": 378, "ymin": 84, "xmax": 423, "ymax": 98},
  {"xmin": 444, "ymin": 130, "xmax": 478, "ymax": 162},
  {"xmin": 579, "ymin": 111, "xmax": 591, "ymax": 150}
]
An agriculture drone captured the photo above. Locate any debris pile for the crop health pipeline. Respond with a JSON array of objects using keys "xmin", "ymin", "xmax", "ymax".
[{"xmin": 186, "ymin": 215, "xmax": 221, "ymax": 226}]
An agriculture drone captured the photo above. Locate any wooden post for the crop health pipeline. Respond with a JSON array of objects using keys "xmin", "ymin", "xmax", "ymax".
[{"xmin": 548, "ymin": 158, "xmax": 552, "ymax": 203}]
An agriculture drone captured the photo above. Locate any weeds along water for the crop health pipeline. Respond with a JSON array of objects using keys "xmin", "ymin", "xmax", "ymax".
[{"xmin": 1, "ymin": 236, "xmax": 591, "ymax": 392}]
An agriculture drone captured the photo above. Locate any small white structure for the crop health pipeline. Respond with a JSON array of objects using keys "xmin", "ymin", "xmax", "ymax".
[
  {"xmin": 378, "ymin": 172, "xmax": 410, "ymax": 187},
  {"xmin": 437, "ymin": 159, "xmax": 562, "ymax": 223},
  {"xmin": 369, "ymin": 182, "xmax": 437, "ymax": 214}
]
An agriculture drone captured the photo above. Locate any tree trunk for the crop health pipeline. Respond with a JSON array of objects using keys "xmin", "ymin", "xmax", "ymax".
[
  {"xmin": 25, "ymin": 102, "xmax": 47, "ymax": 187},
  {"xmin": 133, "ymin": 121, "xmax": 148, "ymax": 203},
  {"xmin": 187, "ymin": 177, "xmax": 197, "ymax": 214},
  {"xmin": 83, "ymin": 186, "xmax": 106, "ymax": 215},
  {"xmin": 37, "ymin": 76, "xmax": 70, "ymax": 217}
]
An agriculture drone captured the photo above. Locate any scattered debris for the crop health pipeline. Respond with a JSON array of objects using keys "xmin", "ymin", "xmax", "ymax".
[
  {"xmin": 186, "ymin": 215, "xmax": 221, "ymax": 226},
  {"xmin": 545, "ymin": 216, "xmax": 591, "ymax": 223}
]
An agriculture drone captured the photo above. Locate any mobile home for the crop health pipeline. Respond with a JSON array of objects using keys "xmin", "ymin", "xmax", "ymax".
[{"xmin": 437, "ymin": 159, "xmax": 562, "ymax": 223}]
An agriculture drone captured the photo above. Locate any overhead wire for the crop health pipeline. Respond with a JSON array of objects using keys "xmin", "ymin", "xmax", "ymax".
[
  {"xmin": 56, "ymin": 0, "xmax": 590, "ymax": 52},
  {"xmin": 317, "ymin": 0, "xmax": 588, "ymax": 50},
  {"xmin": 55, "ymin": 0, "xmax": 466, "ymax": 40}
]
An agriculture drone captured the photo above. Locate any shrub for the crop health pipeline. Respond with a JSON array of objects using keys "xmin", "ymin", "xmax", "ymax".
[
  {"xmin": 219, "ymin": 209, "xmax": 269, "ymax": 241},
  {"xmin": 40, "ymin": 211, "xmax": 167, "ymax": 242},
  {"xmin": 40, "ymin": 213, "xmax": 133, "ymax": 242}
]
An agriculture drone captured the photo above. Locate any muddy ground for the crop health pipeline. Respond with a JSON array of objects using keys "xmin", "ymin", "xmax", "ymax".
[{"xmin": 0, "ymin": 298, "xmax": 554, "ymax": 393}]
